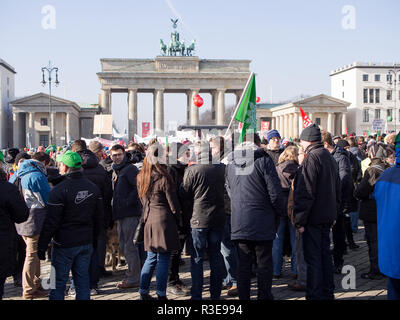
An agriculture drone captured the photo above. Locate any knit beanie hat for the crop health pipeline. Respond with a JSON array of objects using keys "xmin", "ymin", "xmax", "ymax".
[
  {"xmin": 266, "ymin": 129, "xmax": 281, "ymax": 142},
  {"xmin": 299, "ymin": 124, "xmax": 321, "ymax": 142}
]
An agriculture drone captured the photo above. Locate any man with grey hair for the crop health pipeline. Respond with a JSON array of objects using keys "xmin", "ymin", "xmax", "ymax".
[{"xmin": 181, "ymin": 140, "xmax": 226, "ymax": 300}]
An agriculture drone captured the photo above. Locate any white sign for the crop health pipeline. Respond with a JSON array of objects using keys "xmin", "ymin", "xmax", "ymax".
[
  {"xmin": 93, "ymin": 114, "xmax": 113, "ymax": 135},
  {"xmin": 372, "ymin": 119, "xmax": 385, "ymax": 131}
]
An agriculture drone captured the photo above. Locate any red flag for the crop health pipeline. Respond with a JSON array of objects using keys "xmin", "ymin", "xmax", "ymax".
[
  {"xmin": 132, "ymin": 135, "xmax": 135, "ymax": 143},
  {"xmin": 299, "ymin": 107, "xmax": 313, "ymax": 128},
  {"xmin": 346, "ymin": 127, "xmax": 348, "ymax": 136}
]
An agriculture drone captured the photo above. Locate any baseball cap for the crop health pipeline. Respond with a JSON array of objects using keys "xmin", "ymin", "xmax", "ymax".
[{"xmin": 56, "ymin": 150, "xmax": 82, "ymax": 168}]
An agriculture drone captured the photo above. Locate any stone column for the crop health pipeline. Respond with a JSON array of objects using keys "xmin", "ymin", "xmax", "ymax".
[
  {"xmin": 342, "ymin": 113, "xmax": 347, "ymax": 135},
  {"xmin": 28, "ymin": 112, "xmax": 35, "ymax": 148},
  {"xmin": 101, "ymin": 89, "xmax": 111, "ymax": 114},
  {"xmin": 211, "ymin": 90, "xmax": 218, "ymax": 124},
  {"xmin": 51, "ymin": 112, "xmax": 56, "ymax": 145},
  {"xmin": 283, "ymin": 114, "xmax": 288, "ymax": 138},
  {"xmin": 186, "ymin": 91, "xmax": 191, "ymax": 124},
  {"xmin": 331, "ymin": 113, "xmax": 336, "ymax": 136},
  {"xmin": 128, "ymin": 89, "xmax": 138, "ymax": 139},
  {"xmin": 279, "ymin": 115, "xmax": 284, "ymax": 136},
  {"xmin": 154, "ymin": 89, "xmax": 164, "ymax": 135},
  {"xmin": 13, "ymin": 112, "xmax": 20, "ymax": 148},
  {"xmin": 308, "ymin": 112, "xmax": 313, "ymax": 122},
  {"xmin": 190, "ymin": 89, "xmax": 200, "ymax": 126},
  {"xmin": 327, "ymin": 112, "xmax": 333, "ymax": 134},
  {"xmin": 289, "ymin": 113, "xmax": 294, "ymax": 138},
  {"xmin": 66, "ymin": 112, "xmax": 72, "ymax": 143},
  {"xmin": 272, "ymin": 117, "xmax": 276, "ymax": 130},
  {"xmin": 216, "ymin": 89, "xmax": 226, "ymax": 125},
  {"xmin": 293, "ymin": 113, "xmax": 299, "ymax": 138}
]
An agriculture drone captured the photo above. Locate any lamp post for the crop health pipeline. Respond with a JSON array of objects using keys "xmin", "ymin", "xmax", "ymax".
[
  {"xmin": 387, "ymin": 63, "xmax": 399, "ymax": 133},
  {"xmin": 41, "ymin": 61, "xmax": 59, "ymax": 146}
]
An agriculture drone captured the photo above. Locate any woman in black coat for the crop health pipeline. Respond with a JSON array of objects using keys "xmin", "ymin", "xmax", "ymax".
[{"xmin": 0, "ymin": 167, "xmax": 29, "ymax": 299}]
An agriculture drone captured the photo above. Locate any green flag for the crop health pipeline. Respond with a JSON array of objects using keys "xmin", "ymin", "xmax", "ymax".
[
  {"xmin": 235, "ymin": 73, "xmax": 257, "ymax": 143},
  {"xmin": 166, "ymin": 136, "xmax": 169, "ymax": 147}
]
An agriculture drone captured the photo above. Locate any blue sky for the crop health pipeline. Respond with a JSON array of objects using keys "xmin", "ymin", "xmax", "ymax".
[{"xmin": 1, "ymin": 0, "xmax": 399, "ymax": 135}]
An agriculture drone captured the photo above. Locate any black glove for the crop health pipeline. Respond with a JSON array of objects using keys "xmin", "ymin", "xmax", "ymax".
[{"xmin": 37, "ymin": 249, "xmax": 46, "ymax": 261}]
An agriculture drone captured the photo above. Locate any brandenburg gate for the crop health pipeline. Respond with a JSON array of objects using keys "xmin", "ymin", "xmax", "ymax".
[{"xmin": 96, "ymin": 20, "xmax": 251, "ymax": 137}]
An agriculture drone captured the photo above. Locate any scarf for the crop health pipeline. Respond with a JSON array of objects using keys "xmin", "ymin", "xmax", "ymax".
[{"xmin": 112, "ymin": 155, "xmax": 128, "ymax": 172}]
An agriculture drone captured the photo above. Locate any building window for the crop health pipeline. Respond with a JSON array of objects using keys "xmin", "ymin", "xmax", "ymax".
[
  {"xmin": 387, "ymin": 109, "xmax": 393, "ymax": 119},
  {"xmin": 363, "ymin": 74, "xmax": 369, "ymax": 81},
  {"xmin": 7, "ymin": 90, "xmax": 9, "ymax": 98},
  {"xmin": 7, "ymin": 77, "xmax": 9, "ymax": 86},
  {"xmin": 363, "ymin": 89, "xmax": 368, "ymax": 103},
  {"xmin": 40, "ymin": 118, "xmax": 48, "ymax": 126},
  {"xmin": 375, "ymin": 89, "xmax": 380, "ymax": 103},
  {"xmin": 363, "ymin": 109, "xmax": 369, "ymax": 122},
  {"xmin": 39, "ymin": 134, "xmax": 49, "ymax": 147},
  {"xmin": 369, "ymin": 89, "xmax": 374, "ymax": 103},
  {"xmin": 387, "ymin": 90, "xmax": 392, "ymax": 100},
  {"xmin": 342, "ymin": 92, "xmax": 345, "ymax": 99},
  {"xmin": 375, "ymin": 74, "xmax": 380, "ymax": 82},
  {"xmin": 342, "ymin": 80, "xmax": 345, "ymax": 86},
  {"xmin": 387, "ymin": 74, "xmax": 393, "ymax": 83},
  {"xmin": 375, "ymin": 109, "xmax": 381, "ymax": 119},
  {"xmin": 315, "ymin": 118, "xmax": 321, "ymax": 126}
]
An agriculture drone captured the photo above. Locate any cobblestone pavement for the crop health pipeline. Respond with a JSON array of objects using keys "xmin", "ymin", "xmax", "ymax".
[{"xmin": 3, "ymin": 224, "xmax": 387, "ymax": 300}]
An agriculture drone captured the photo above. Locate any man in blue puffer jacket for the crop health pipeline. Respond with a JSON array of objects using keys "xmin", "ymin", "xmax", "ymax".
[
  {"xmin": 374, "ymin": 131, "xmax": 400, "ymax": 300},
  {"xmin": 10, "ymin": 159, "xmax": 50, "ymax": 299}
]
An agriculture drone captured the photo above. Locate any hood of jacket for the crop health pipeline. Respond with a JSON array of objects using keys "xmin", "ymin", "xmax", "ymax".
[
  {"xmin": 332, "ymin": 145, "xmax": 348, "ymax": 159},
  {"xmin": 17, "ymin": 159, "xmax": 47, "ymax": 177},
  {"xmin": 78, "ymin": 149, "xmax": 99, "ymax": 169},
  {"xmin": 127, "ymin": 150, "xmax": 144, "ymax": 164}
]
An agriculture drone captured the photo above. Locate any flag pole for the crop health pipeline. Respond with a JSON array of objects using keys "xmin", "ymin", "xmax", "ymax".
[{"xmin": 224, "ymin": 72, "xmax": 254, "ymax": 138}]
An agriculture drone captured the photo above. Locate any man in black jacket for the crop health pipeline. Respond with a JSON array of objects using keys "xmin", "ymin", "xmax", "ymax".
[
  {"xmin": 293, "ymin": 124, "xmax": 341, "ymax": 300},
  {"xmin": 72, "ymin": 140, "xmax": 113, "ymax": 282},
  {"xmin": 181, "ymin": 141, "xmax": 226, "ymax": 300},
  {"xmin": 38, "ymin": 151, "xmax": 103, "ymax": 300},
  {"xmin": 110, "ymin": 144, "xmax": 142, "ymax": 289},
  {"xmin": 322, "ymin": 132, "xmax": 353, "ymax": 274},
  {"xmin": 226, "ymin": 135, "xmax": 284, "ymax": 300}
]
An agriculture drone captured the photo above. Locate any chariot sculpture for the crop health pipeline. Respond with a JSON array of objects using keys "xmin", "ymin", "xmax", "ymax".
[{"xmin": 160, "ymin": 19, "xmax": 196, "ymax": 56}]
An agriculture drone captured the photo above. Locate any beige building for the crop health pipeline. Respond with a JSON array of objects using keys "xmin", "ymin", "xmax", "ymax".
[
  {"xmin": 256, "ymin": 94, "xmax": 351, "ymax": 139},
  {"xmin": 10, "ymin": 93, "xmax": 99, "ymax": 148}
]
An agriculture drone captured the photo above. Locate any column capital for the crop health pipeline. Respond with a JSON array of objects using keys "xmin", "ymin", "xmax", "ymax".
[
  {"xmin": 216, "ymin": 88, "xmax": 226, "ymax": 93},
  {"xmin": 154, "ymin": 88, "xmax": 165, "ymax": 93},
  {"xmin": 128, "ymin": 88, "xmax": 138, "ymax": 93}
]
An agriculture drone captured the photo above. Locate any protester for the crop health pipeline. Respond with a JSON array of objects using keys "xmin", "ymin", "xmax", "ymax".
[
  {"xmin": 354, "ymin": 143, "xmax": 388, "ymax": 280},
  {"xmin": 110, "ymin": 144, "xmax": 143, "ymax": 289},
  {"xmin": 0, "ymin": 167, "xmax": 29, "ymax": 300},
  {"xmin": 166, "ymin": 142, "xmax": 191, "ymax": 297},
  {"xmin": 322, "ymin": 132, "xmax": 352, "ymax": 274},
  {"xmin": 293, "ymin": 124, "xmax": 341, "ymax": 300},
  {"xmin": 210, "ymin": 136, "xmax": 238, "ymax": 297},
  {"xmin": 374, "ymin": 132, "xmax": 400, "ymax": 300},
  {"xmin": 10, "ymin": 156, "xmax": 50, "ymax": 299},
  {"xmin": 38, "ymin": 150, "xmax": 103, "ymax": 300},
  {"xmin": 273, "ymin": 146, "xmax": 298, "ymax": 280},
  {"xmin": 226, "ymin": 134, "xmax": 284, "ymax": 300},
  {"xmin": 265, "ymin": 129, "xmax": 283, "ymax": 165},
  {"xmin": 137, "ymin": 144, "xmax": 181, "ymax": 300},
  {"xmin": 181, "ymin": 141, "xmax": 226, "ymax": 300}
]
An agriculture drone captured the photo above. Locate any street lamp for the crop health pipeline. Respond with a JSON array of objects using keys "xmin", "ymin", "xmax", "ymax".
[
  {"xmin": 387, "ymin": 63, "xmax": 399, "ymax": 133},
  {"xmin": 41, "ymin": 61, "xmax": 59, "ymax": 146}
]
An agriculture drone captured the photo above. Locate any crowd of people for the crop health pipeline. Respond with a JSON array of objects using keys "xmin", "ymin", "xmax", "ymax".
[{"xmin": 0, "ymin": 125, "xmax": 399, "ymax": 300}]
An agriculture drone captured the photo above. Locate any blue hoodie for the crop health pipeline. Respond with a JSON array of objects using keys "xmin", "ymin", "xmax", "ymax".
[
  {"xmin": 374, "ymin": 133, "xmax": 400, "ymax": 279},
  {"xmin": 12, "ymin": 159, "xmax": 50, "ymax": 236}
]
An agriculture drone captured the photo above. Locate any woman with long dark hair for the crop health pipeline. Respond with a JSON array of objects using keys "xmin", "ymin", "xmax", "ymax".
[{"xmin": 137, "ymin": 144, "xmax": 181, "ymax": 300}]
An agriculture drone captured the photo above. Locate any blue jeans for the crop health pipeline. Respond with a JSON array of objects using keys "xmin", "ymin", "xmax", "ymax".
[
  {"xmin": 191, "ymin": 227, "xmax": 223, "ymax": 300},
  {"xmin": 139, "ymin": 251, "xmax": 171, "ymax": 297},
  {"xmin": 388, "ymin": 277, "xmax": 400, "ymax": 300},
  {"xmin": 350, "ymin": 211, "xmax": 359, "ymax": 233},
  {"xmin": 221, "ymin": 217, "xmax": 238, "ymax": 287},
  {"xmin": 50, "ymin": 244, "xmax": 93, "ymax": 300},
  {"xmin": 272, "ymin": 217, "xmax": 297, "ymax": 276}
]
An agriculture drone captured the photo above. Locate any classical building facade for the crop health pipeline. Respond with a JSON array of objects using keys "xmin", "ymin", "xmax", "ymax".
[
  {"xmin": 0, "ymin": 58, "xmax": 16, "ymax": 148},
  {"xmin": 10, "ymin": 93, "xmax": 99, "ymax": 148},
  {"xmin": 330, "ymin": 62, "xmax": 400, "ymax": 135},
  {"xmin": 97, "ymin": 56, "xmax": 251, "ymax": 137},
  {"xmin": 257, "ymin": 94, "xmax": 350, "ymax": 138}
]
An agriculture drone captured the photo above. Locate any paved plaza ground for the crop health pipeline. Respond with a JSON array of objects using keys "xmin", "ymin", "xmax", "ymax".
[{"xmin": 3, "ymin": 224, "xmax": 388, "ymax": 301}]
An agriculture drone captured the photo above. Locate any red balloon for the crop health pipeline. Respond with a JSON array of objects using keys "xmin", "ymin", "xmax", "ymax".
[
  {"xmin": 193, "ymin": 94, "xmax": 204, "ymax": 107},
  {"xmin": 256, "ymin": 97, "xmax": 261, "ymax": 103}
]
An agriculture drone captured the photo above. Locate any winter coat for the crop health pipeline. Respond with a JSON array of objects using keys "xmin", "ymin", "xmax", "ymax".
[
  {"xmin": 374, "ymin": 164, "xmax": 400, "ymax": 279},
  {"xmin": 142, "ymin": 173, "xmax": 181, "ymax": 253},
  {"xmin": 266, "ymin": 148, "xmax": 284, "ymax": 166},
  {"xmin": 276, "ymin": 160, "xmax": 299, "ymax": 218},
  {"xmin": 46, "ymin": 166, "xmax": 64, "ymax": 186},
  {"xmin": 168, "ymin": 161, "xmax": 191, "ymax": 235},
  {"xmin": 38, "ymin": 171, "xmax": 104, "ymax": 251},
  {"xmin": 331, "ymin": 146, "xmax": 353, "ymax": 213},
  {"xmin": 349, "ymin": 146, "xmax": 363, "ymax": 162},
  {"xmin": 181, "ymin": 153, "xmax": 226, "ymax": 229},
  {"xmin": 0, "ymin": 181, "xmax": 29, "ymax": 279},
  {"xmin": 10, "ymin": 160, "xmax": 50, "ymax": 237},
  {"xmin": 111, "ymin": 154, "xmax": 142, "ymax": 221},
  {"xmin": 79, "ymin": 149, "xmax": 113, "ymax": 228},
  {"xmin": 345, "ymin": 151, "xmax": 362, "ymax": 213},
  {"xmin": 354, "ymin": 158, "xmax": 387, "ymax": 222},
  {"xmin": 226, "ymin": 144, "xmax": 284, "ymax": 241},
  {"xmin": 293, "ymin": 142, "xmax": 341, "ymax": 228}
]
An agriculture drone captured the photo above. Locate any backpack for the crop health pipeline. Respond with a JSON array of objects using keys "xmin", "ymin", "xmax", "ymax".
[{"xmin": 13, "ymin": 175, "xmax": 24, "ymax": 197}]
